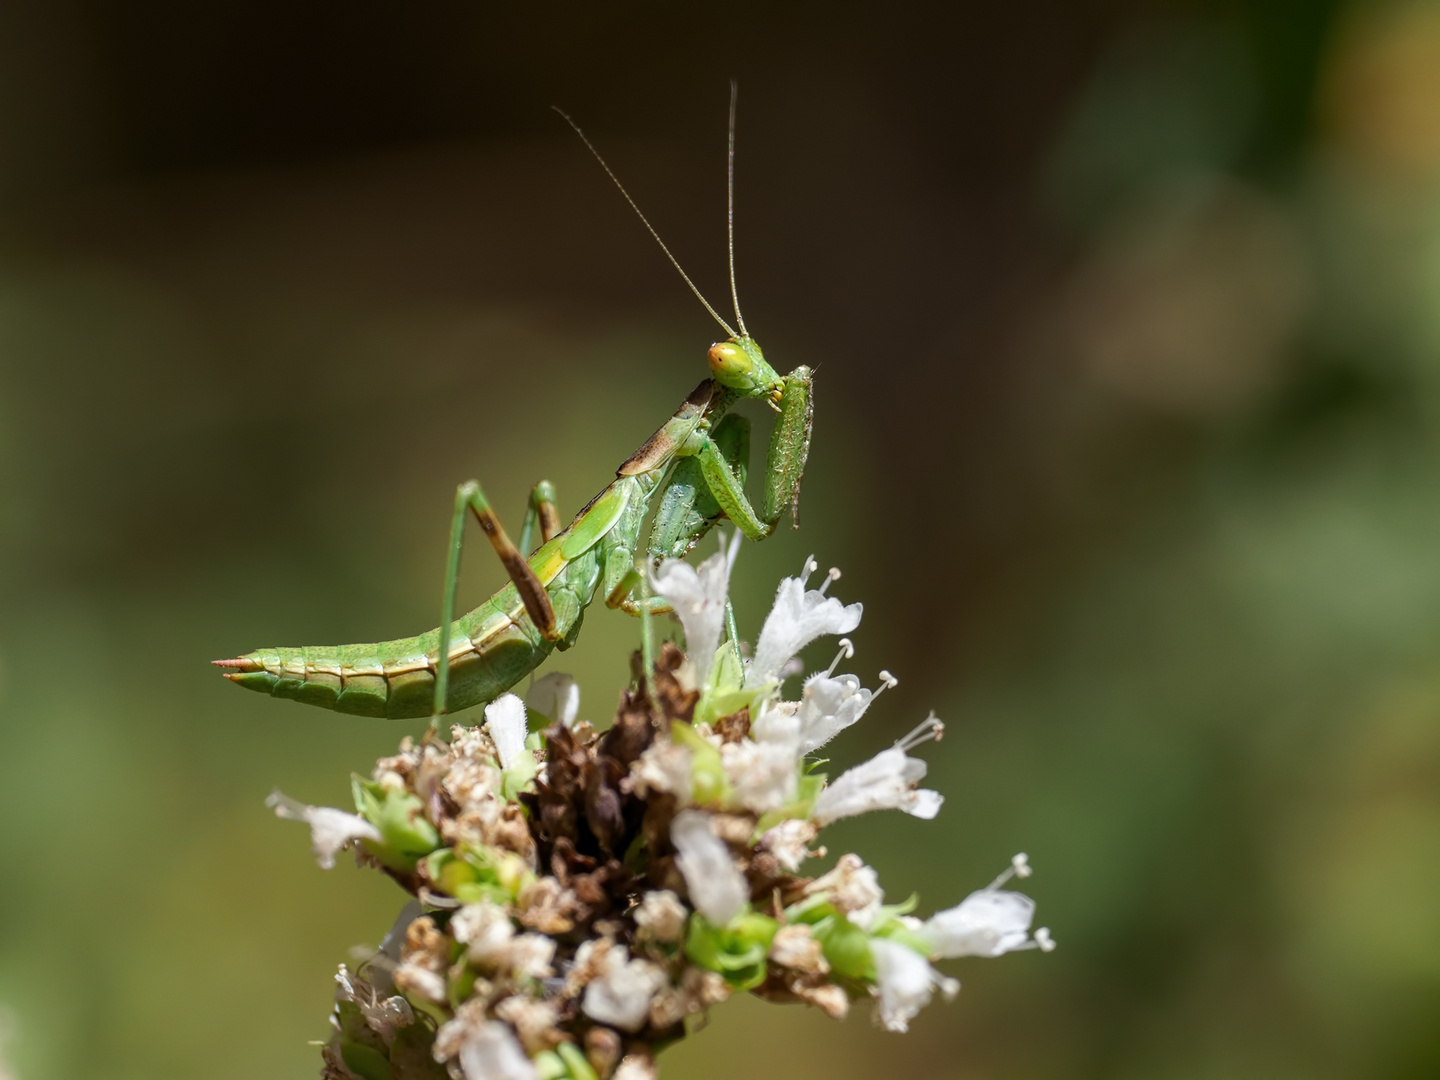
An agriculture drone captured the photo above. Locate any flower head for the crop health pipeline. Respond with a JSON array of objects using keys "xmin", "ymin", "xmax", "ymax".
[{"xmin": 277, "ymin": 542, "xmax": 1051, "ymax": 1080}]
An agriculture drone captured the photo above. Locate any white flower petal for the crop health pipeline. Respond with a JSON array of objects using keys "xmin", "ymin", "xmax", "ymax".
[
  {"xmin": 650, "ymin": 530, "xmax": 741, "ymax": 677},
  {"xmin": 746, "ymin": 560, "xmax": 862, "ymax": 687},
  {"xmin": 720, "ymin": 738, "xmax": 799, "ymax": 814},
  {"xmin": 757, "ymin": 819, "xmax": 818, "ymax": 872},
  {"xmin": 630, "ymin": 737, "xmax": 693, "ymax": 802},
  {"xmin": 484, "ymin": 694, "xmax": 529, "ymax": 770},
  {"xmin": 809, "ymin": 747, "xmax": 944, "ymax": 826},
  {"xmin": 456, "ymin": 1020, "xmax": 537, "ymax": 1080},
  {"xmin": 922, "ymin": 889, "xmax": 1037, "ymax": 958},
  {"xmin": 450, "ymin": 901, "xmax": 515, "ymax": 966},
  {"xmin": 634, "ymin": 890, "xmax": 689, "ymax": 943},
  {"xmin": 526, "ymin": 672, "xmax": 579, "ymax": 729},
  {"xmin": 796, "ymin": 673, "xmax": 874, "ymax": 755},
  {"xmin": 581, "ymin": 946, "xmax": 669, "ymax": 1032},
  {"xmin": 869, "ymin": 938, "xmax": 958, "ymax": 1033},
  {"xmin": 671, "ymin": 810, "xmax": 748, "ymax": 924},
  {"xmin": 266, "ymin": 791, "xmax": 381, "ymax": 870},
  {"xmin": 805, "ymin": 853, "xmax": 884, "ymax": 929},
  {"xmin": 506, "ymin": 934, "xmax": 557, "ymax": 979}
]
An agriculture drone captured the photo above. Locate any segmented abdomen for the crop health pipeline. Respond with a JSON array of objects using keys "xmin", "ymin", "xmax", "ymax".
[{"xmin": 225, "ymin": 553, "xmax": 600, "ymax": 718}]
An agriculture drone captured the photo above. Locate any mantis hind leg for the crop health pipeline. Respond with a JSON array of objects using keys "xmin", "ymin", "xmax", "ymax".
[{"xmin": 433, "ymin": 480, "xmax": 561, "ymax": 719}]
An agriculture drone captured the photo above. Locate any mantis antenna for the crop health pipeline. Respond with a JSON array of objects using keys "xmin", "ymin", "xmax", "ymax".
[
  {"xmin": 552, "ymin": 105, "xmax": 740, "ymax": 341},
  {"xmin": 726, "ymin": 79, "xmax": 748, "ymax": 338}
]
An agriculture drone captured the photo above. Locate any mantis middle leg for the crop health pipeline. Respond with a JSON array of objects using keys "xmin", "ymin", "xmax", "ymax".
[{"xmin": 433, "ymin": 479, "xmax": 562, "ymax": 717}]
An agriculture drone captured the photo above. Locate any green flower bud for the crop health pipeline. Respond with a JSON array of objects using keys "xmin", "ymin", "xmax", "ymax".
[{"xmin": 351, "ymin": 776, "xmax": 440, "ymax": 873}]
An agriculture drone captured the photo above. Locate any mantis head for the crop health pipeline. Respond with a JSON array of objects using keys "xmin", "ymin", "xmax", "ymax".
[{"xmin": 708, "ymin": 335, "xmax": 784, "ymax": 406}]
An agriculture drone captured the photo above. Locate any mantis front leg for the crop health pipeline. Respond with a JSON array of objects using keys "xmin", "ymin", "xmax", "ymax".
[
  {"xmin": 696, "ymin": 365, "xmax": 813, "ymax": 541},
  {"xmin": 433, "ymin": 480, "xmax": 562, "ymax": 717}
]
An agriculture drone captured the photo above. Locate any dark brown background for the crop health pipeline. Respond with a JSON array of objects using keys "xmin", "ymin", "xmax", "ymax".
[{"xmin": 6, "ymin": 2, "xmax": 1440, "ymax": 1078}]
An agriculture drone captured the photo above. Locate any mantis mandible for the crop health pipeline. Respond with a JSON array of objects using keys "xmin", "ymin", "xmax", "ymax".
[{"xmin": 215, "ymin": 93, "xmax": 814, "ymax": 720}]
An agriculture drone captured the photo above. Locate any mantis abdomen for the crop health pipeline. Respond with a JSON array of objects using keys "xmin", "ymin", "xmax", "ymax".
[{"xmin": 225, "ymin": 523, "xmax": 611, "ymax": 719}]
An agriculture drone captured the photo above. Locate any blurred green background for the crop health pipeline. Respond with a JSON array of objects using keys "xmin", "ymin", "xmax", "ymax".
[{"xmin": 3, "ymin": 1, "xmax": 1439, "ymax": 1077}]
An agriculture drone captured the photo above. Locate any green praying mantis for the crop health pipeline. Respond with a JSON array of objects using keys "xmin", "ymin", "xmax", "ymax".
[{"xmin": 215, "ymin": 97, "xmax": 815, "ymax": 720}]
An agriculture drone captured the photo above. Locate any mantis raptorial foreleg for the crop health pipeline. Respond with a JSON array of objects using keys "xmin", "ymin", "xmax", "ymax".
[
  {"xmin": 695, "ymin": 366, "xmax": 814, "ymax": 541},
  {"xmin": 433, "ymin": 480, "xmax": 561, "ymax": 717}
]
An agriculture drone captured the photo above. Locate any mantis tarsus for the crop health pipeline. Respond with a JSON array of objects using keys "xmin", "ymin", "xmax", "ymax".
[{"xmin": 215, "ymin": 94, "xmax": 815, "ymax": 720}]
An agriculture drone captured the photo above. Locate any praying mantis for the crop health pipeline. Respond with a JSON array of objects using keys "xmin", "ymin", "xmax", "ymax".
[{"xmin": 215, "ymin": 95, "xmax": 815, "ymax": 720}]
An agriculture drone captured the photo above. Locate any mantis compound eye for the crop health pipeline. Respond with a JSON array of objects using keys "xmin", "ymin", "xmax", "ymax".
[{"xmin": 708, "ymin": 341, "xmax": 753, "ymax": 382}]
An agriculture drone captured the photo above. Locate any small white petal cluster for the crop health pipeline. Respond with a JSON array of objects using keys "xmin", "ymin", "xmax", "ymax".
[
  {"xmin": 811, "ymin": 740, "xmax": 944, "ymax": 826},
  {"xmin": 869, "ymin": 938, "xmax": 960, "ymax": 1033},
  {"xmin": 266, "ymin": 791, "xmax": 381, "ymax": 870},
  {"xmin": 485, "ymin": 693, "xmax": 530, "ymax": 770},
  {"xmin": 650, "ymin": 529, "xmax": 741, "ymax": 678},
  {"xmin": 455, "ymin": 1019, "xmax": 538, "ymax": 1080},
  {"xmin": 670, "ymin": 810, "xmax": 748, "ymax": 925},
  {"xmin": 527, "ymin": 672, "xmax": 580, "ymax": 729},
  {"xmin": 746, "ymin": 557, "xmax": 863, "ymax": 687},
  {"xmin": 581, "ymin": 945, "xmax": 670, "ymax": 1033}
]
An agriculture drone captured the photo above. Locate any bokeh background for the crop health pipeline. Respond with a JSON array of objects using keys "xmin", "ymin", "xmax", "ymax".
[{"xmin": 3, "ymin": 1, "xmax": 1439, "ymax": 1077}]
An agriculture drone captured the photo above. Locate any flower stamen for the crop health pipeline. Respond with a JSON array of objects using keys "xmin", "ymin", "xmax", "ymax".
[
  {"xmin": 822, "ymin": 638, "xmax": 856, "ymax": 677},
  {"xmin": 894, "ymin": 712, "xmax": 944, "ymax": 752}
]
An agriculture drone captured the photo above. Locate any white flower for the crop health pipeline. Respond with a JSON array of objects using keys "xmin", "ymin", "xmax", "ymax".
[
  {"xmin": 526, "ymin": 672, "xmax": 579, "ymax": 729},
  {"xmin": 493, "ymin": 996, "xmax": 561, "ymax": 1056},
  {"xmin": 750, "ymin": 700, "xmax": 801, "ymax": 744},
  {"xmin": 455, "ymin": 1020, "xmax": 538, "ymax": 1080},
  {"xmin": 869, "ymin": 938, "xmax": 958, "ymax": 1033},
  {"xmin": 923, "ymin": 890, "xmax": 1036, "ymax": 958},
  {"xmin": 266, "ymin": 791, "xmax": 381, "ymax": 870},
  {"xmin": 804, "ymin": 853, "xmax": 884, "ymax": 929},
  {"xmin": 484, "ymin": 694, "xmax": 529, "ymax": 770},
  {"xmin": 613, "ymin": 1055, "xmax": 657, "ymax": 1080},
  {"xmin": 581, "ymin": 945, "xmax": 669, "ymax": 1032},
  {"xmin": 720, "ymin": 737, "xmax": 799, "ymax": 814},
  {"xmin": 651, "ymin": 529, "xmax": 741, "ymax": 677},
  {"xmin": 630, "ymin": 736, "xmax": 693, "ymax": 802},
  {"xmin": 450, "ymin": 901, "xmax": 515, "ymax": 966},
  {"xmin": 769, "ymin": 924, "xmax": 829, "ymax": 973},
  {"xmin": 670, "ymin": 810, "xmax": 748, "ymax": 924},
  {"xmin": 746, "ymin": 557, "xmax": 863, "ymax": 687},
  {"xmin": 757, "ymin": 818, "xmax": 819, "ymax": 872},
  {"xmin": 922, "ymin": 854, "xmax": 1054, "ymax": 958},
  {"xmin": 634, "ymin": 890, "xmax": 688, "ymax": 943},
  {"xmin": 810, "ymin": 717, "xmax": 945, "ymax": 826},
  {"xmin": 506, "ymin": 934, "xmax": 557, "ymax": 979},
  {"xmin": 797, "ymin": 667, "xmax": 896, "ymax": 755}
]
